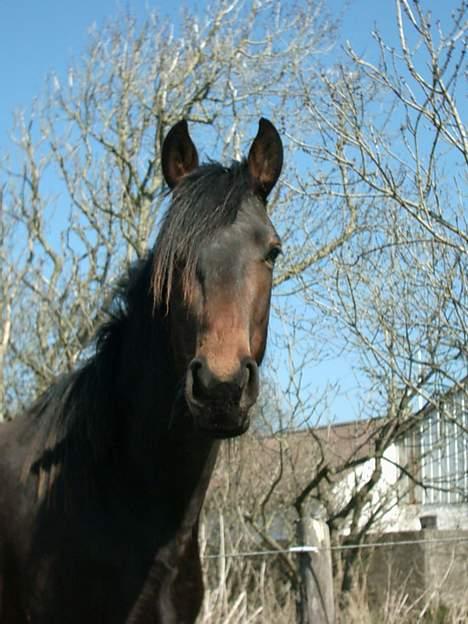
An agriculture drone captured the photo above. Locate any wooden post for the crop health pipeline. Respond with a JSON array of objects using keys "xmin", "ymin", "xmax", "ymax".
[{"xmin": 295, "ymin": 517, "xmax": 335, "ymax": 624}]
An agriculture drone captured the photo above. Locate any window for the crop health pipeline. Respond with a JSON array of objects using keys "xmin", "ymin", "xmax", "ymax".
[{"xmin": 399, "ymin": 388, "xmax": 467, "ymax": 505}]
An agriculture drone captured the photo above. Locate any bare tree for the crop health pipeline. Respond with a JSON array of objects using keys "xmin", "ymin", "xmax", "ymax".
[
  {"xmin": 1, "ymin": 0, "xmax": 348, "ymax": 413},
  {"xmin": 202, "ymin": 0, "xmax": 466, "ymax": 610},
  {"xmin": 1, "ymin": 0, "xmax": 466, "ymax": 617},
  {"xmin": 276, "ymin": 0, "xmax": 467, "ymax": 603}
]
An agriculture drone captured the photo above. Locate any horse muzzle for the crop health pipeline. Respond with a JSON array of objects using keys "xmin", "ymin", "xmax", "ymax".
[{"xmin": 185, "ymin": 356, "xmax": 259, "ymax": 438}]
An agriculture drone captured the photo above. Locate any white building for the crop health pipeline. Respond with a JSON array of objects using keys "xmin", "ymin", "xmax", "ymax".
[{"xmin": 337, "ymin": 380, "xmax": 468, "ymax": 533}]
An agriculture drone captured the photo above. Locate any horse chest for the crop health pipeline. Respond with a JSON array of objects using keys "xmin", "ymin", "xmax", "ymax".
[
  {"xmin": 125, "ymin": 528, "xmax": 204, "ymax": 624},
  {"xmin": 15, "ymin": 510, "xmax": 202, "ymax": 624}
]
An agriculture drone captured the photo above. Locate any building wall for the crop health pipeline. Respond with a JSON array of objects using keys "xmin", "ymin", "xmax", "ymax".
[
  {"xmin": 336, "ymin": 443, "xmax": 468, "ymax": 533},
  {"xmin": 396, "ymin": 502, "xmax": 468, "ymax": 531},
  {"xmin": 366, "ymin": 530, "xmax": 468, "ymax": 607}
]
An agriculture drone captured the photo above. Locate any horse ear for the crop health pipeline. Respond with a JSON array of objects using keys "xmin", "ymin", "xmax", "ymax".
[
  {"xmin": 247, "ymin": 118, "xmax": 283, "ymax": 200},
  {"xmin": 162, "ymin": 120, "xmax": 199, "ymax": 189}
]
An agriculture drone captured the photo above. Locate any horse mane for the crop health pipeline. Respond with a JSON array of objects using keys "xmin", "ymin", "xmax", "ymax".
[
  {"xmin": 21, "ymin": 256, "xmax": 155, "ymax": 500},
  {"xmin": 152, "ymin": 160, "xmax": 252, "ymax": 307}
]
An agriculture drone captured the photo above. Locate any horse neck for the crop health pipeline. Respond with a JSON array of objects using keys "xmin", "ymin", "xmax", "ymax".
[
  {"xmin": 119, "ymin": 295, "xmax": 220, "ymax": 520},
  {"xmin": 157, "ymin": 425, "xmax": 220, "ymax": 529}
]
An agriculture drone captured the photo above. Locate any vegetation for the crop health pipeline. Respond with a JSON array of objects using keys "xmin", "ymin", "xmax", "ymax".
[{"xmin": 1, "ymin": 0, "xmax": 466, "ymax": 618}]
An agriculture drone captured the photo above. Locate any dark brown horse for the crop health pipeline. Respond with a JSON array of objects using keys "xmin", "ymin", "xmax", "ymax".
[{"xmin": 0, "ymin": 118, "xmax": 283, "ymax": 623}]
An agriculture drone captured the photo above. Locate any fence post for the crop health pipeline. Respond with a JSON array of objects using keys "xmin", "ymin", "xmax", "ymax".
[{"xmin": 295, "ymin": 517, "xmax": 335, "ymax": 624}]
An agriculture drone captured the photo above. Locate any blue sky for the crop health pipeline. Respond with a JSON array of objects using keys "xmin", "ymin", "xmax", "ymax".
[
  {"xmin": 1, "ymin": 0, "xmax": 463, "ymax": 423},
  {"xmin": 0, "ymin": 0, "xmax": 421, "ymax": 145},
  {"xmin": 2, "ymin": 0, "xmax": 462, "ymax": 146}
]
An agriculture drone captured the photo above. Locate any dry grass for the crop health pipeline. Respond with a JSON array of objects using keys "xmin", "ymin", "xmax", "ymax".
[
  {"xmin": 198, "ymin": 532, "xmax": 468, "ymax": 624},
  {"xmin": 197, "ymin": 511, "xmax": 468, "ymax": 623},
  {"xmin": 339, "ymin": 588, "xmax": 468, "ymax": 624},
  {"xmin": 199, "ymin": 573, "xmax": 468, "ymax": 624},
  {"xmin": 197, "ymin": 512, "xmax": 296, "ymax": 623}
]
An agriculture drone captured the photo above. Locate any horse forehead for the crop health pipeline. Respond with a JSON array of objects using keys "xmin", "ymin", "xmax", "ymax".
[
  {"xmin": 198, "ymin": 235, "xmax": 246, "ymax": 287},
  {"xmin": 202, "ymin": 202, "xmax": 274, "ymax": 258},
  {"xmin": 236, "ymin": 197, "xmax": 276, "ymax": 233}
]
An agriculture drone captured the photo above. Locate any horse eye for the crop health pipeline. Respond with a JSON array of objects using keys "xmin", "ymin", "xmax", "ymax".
[{"xmin": 265, "ymin": 246, "xmax": 282, "ymax": 268}]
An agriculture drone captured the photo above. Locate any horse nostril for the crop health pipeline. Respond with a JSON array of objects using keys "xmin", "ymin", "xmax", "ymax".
[
  {"xmin": 187, "ymin": 357, "xmax": 213, "ymax": 404},
  {"xmin": 242, "ymin": 358, "xmax": 259, "ymax": 404},
  {"xmin": 186, "ymin": 358, "xmax": 202, "ymax": 405},
  {"xmin": 189, "ymin": 358, "xmax": 203, "ymax": 378}
]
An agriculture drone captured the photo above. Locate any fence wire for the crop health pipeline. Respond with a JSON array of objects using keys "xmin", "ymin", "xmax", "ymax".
[{"xmin": 202, "ymin": 535, "xmax": 468, "ymax": 559}]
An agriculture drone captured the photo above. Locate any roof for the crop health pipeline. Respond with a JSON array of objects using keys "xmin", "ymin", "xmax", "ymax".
[{"xmin": 208, "ymin": 418, "xmax": 382, "ymax": 507}]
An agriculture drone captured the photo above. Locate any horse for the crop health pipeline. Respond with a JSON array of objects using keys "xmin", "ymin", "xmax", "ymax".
[{"xmin": 0, "ymin": 118, "xmax": 283, "ymax": 623}]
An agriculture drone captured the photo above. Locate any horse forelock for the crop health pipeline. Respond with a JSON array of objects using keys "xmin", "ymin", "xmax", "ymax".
[{"xmin": 151, "ymin": 160, "xmax": 252, "ymax": 309}]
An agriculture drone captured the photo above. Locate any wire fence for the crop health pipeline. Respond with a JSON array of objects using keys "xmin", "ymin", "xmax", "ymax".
[{"xmin": 202, "ymin": 535, "xmax": 468, "ymax": 559}]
